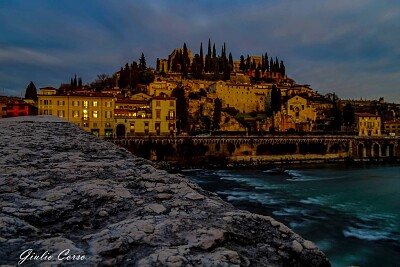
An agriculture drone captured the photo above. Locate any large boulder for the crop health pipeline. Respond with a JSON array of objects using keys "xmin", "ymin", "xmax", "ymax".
[{"xmin": 0, "ymin": 116, "xmax": 330, "ymax": 266}]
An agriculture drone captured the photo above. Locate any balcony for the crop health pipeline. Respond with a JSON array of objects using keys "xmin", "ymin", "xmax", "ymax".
[{"xmin": 166, "ymin": 116, "xmax": 176, "ymax": 121}]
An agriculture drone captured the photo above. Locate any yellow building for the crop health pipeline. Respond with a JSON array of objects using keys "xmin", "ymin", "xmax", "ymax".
[
  {"xmin": 285, "ymin": 96, "xmax": 316, "ymax": 131},
  {"xmin": 38, "ymin": 90, "xmax": 115, "ymax": 137},
  {"xmin": 355, "ymin": 113, "xmax": 381, "ymax": 136},
  {"xmin": 383, "ymin": 120, "xmax": 400, "ymax": 136},
  {"xmin": 114, "ymin": 96, "xmax": 176, "ymax": 137},
  {"xmin": 148, "ymin": 80, "xmax": 176, "ymax": 96},
  {"xmin": 209, "ymin": 81, "xmax": 269, "ymax": 113}
]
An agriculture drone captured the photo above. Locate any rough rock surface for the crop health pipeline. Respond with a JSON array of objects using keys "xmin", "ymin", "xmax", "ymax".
[{"xmin": 0, "ymin": 116, "xmax": 331, "ymax": 266}]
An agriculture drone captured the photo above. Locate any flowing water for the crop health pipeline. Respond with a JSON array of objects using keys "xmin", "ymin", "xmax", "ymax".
[{"xmin": 182, "ymin": 164, "xmax": 400, "ymax": 267}]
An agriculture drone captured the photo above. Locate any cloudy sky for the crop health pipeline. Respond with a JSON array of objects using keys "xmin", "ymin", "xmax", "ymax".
[{"xmin": 1, "ymin": 0, "xmax": 399, "ymax": 101}]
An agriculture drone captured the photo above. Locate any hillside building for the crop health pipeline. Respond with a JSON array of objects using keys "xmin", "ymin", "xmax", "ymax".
[{"xmin": 355, "ymin": 113, "xmax": 381, "ymax": 136}]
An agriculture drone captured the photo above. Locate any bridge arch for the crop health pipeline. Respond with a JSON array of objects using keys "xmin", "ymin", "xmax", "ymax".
[{"xmin": 116, "ymin": 124, "xmax": 126, "ymax": 139}]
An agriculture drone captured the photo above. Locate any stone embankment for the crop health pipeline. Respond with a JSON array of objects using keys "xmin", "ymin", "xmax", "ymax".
[{"xmin": 0, "ymin": 116, "xmax": 330, "ymax": 266}]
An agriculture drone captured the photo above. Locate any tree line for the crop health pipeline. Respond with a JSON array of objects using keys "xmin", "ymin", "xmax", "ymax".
[{"xmin": 157, "ymin": 39, "xmax": 286, "ymax": 82}]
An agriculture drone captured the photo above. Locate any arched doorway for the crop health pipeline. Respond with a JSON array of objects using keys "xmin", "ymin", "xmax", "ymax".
[
  {"xmin": 116, "ymin": 124, "xmax": 126, "ymax": 139},
  {"xmin": 373, "ymin": 143, "xmax": 380, "ymax": 157},
  {"xmin": 358, "ymin": 143, "xmax": 364, "ymax": 158}
]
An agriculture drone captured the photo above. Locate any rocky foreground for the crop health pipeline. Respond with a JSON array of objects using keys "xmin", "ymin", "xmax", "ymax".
[{"xmin": 0, "ymin": 116, "xmax": 330, "ymax": 266}]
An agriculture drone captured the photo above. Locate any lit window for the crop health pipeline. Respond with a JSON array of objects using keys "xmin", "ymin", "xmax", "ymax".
[
  {"xmin": 93, "ymin": 110, "xmax": 98, "ymax": 118},
  {"xmin": 83, "ymin": 109, "xmax": 88, "ymax": 120},
  {"xmin": 93, "ymin": 101, "xmax": 98, "ymax": 107},
  {"xmin": 73, "ymin": 110, "xmax": 79, "ymax": 118},
  {"xmin": 156, "ymin": 109, "xmax": 161, "ymax": 119},
  {"xmin": 83, "ymin": 101, "xmax": 88, "ymax": 108},
  {"xmin": 57, "ymin": 110, "xmax": 64, "ymax": 118},
  {"xmin": 83, "ymin": 122, "xmax": 89, "ymax": 128}
]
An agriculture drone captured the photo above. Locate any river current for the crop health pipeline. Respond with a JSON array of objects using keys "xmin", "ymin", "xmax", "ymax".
[{"xmin": 182, "ymin": 164, "xmax": 400, "ymax": 267}]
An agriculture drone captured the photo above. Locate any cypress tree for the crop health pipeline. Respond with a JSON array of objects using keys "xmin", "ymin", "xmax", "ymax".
[
  {"xmin": 25, "ymin": 81, "xmax": 37, "ymax": 101},
  {"xmin": 280, "ymin": 60, "xmax": 286, "ymax": 77},
  {"xmin": 78, "ymin": 77, "xmax": 82, "ymax": 88},
  {"xmin": 171, "ymin": 86, "xmax": 189, "ymax": 132},
  {"xmin": 199, "ymin": 42, "xmax": 204, "ymax": 72},
  {"xmin": 182, "ymin": 43, "xmax": 189, "ymax": 78},
  {"xmin": 205, "ymin": 38, "xmax": 212, "ymax": 73},
  {"xmin": 239, "ymin": 55, "xmax": 245, "ymax": 71},
  {"xmin": 213, "ymin": 98, "xmax": 222, "ymax": 130},
  {"xmin": 246, "ymin": 55, "xmax": 250, "ymax": 71},
  {"xmin": 270, "ymin": 84, "xmax": 282, "ymax": 113},
  {"xmin": 265, "ymin": 52, "xmax": 269, "ymax": 72},
  {"xmin": 73, "ymin": 74, "xmax": 77, "ymax": 88},
  {"xmin": 156, "ymin": 58, "xmax": 160, "ymax": 72},
  {"xmin": 261, "ymin": 54, "xmax": 265, "ymax": 74},
  {"xmin": 228, "ymin": 52, "xmax": 233, "ymax": 71},
  {"xmin": 139, "ymin": 53, "xmax": 147, "ymax": 71},
  {"xmin": 212, "ymin": 43, "xmax": 216, "ymax": 59},
  {"xmin": 270, "ymin": 58, "xmax": 274, "ymax": 73}
]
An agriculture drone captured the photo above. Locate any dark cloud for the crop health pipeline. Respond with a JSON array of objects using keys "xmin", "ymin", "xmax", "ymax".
[{"xmin": 0, "ymin": 0, "xmax": 399, "ymax": 101}]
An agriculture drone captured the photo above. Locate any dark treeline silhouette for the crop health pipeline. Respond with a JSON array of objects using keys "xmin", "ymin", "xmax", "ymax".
[{"xmin": 161, "ymin": 39, "xmax": 286, "ymax": 82}]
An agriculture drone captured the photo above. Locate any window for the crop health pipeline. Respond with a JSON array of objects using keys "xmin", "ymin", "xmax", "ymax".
[
  {"xmin": 73, "ymin": 110, "xmax": 79, "ymax": 118},
  {"xmin": 105, "ymin": 101, "xmax": 111, "ymax": 107},
  {"xmin": 169, "ymin": 111, "xmax": 175, "ymax": 119},
  {"xmin": 83, "ymin": 122, "xmax": 89, "ymax": 128},
  {"xmin": 156, "ymin": 109, "xmax": 161, "ymax": 119},
  {"xmin": 44, "ymin": 100, "xmax": 49, "ymax": 105},
  {"xmin": 302, "ymin": 105, "xmax": 304, "ymax": 110},
  {"xmin": 83, "ymin": 109, "xmax": 88, "ymax": 120},
  {"xmin": 57, "ymin": 110, "xmax": 64, "ymax": 118},
  {"xmin": 105, "ymin": 111, "xmax": 112, "ymax": 118},
  {"xmin": 105, "ymin": 122, "xmax": 111, "ymax": 128},
  {"xmin": 156, "ymin": 101, "xmax": 161, "ymax": 107},
  {"xmin": 130, "ymin": 123, "xmax": 135, "ymax": 133},
  {"xmin": 83, "ymin": 101, "xmax": 88, "ymax": 108},
  {"xmin": 93, "ymin": 110, "xmax": 98, "ymax": 118},
  {"xmin": 93, "ymin": 101, "xmax": 98, "ymax": 107},
  {"xmin": 72, "ymin": 101, "xmax": 79, "ymax": 107},
  {"xmin": 93, "ymin": 122, "xmax": 97, "ymax": 127},
  {"xmin": 144, "ymin": 122, "xmax": 149, "ymax": 128},
  {"xmin": 58, "ymin": 100, "xmax": 64, "ymax": 106},
  {"xmin": 170, "ymin": 101, "xmax": 174, "ymax": 107}
]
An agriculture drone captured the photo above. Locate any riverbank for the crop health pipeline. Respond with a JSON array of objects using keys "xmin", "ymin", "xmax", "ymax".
[
  {"xmin": 155, "ymin": 155, "xmax": 400, "ymax": 172},
  {"xmin": 0, "ymin": 116, "xmax": 330, "ymax": 266}
]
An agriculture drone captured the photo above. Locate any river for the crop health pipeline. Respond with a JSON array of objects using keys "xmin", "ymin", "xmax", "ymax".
[{"xmin": 182, "ymin": 164, "xmax": 400, "ymax": 267}]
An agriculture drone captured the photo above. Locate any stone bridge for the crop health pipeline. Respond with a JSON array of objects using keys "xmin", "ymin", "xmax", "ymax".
[{"xmin": 105, "ymin": 135, "xmax": 400, "ymax": 161}]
